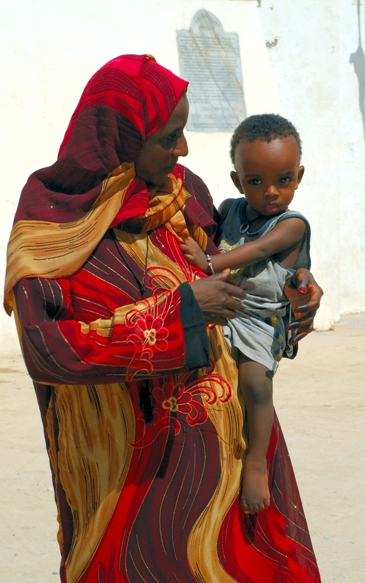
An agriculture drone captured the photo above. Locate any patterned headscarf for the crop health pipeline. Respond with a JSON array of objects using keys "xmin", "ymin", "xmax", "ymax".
[
  {"xmin": 14, "ymin": 54, "xmax": 188, "ymax": 225},
  {"xmin": 5, "ymin": 55, "xmax": 217, "ymax": 314}
]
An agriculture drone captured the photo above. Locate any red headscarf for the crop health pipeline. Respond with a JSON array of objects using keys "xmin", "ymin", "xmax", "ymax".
[
  {"xmin": 4, "ymin": 55, "xmax": 218, "ymax": 315},
  {"xmin": 14, "ymin": 54, "xmax": 188, "ymax": 225}
]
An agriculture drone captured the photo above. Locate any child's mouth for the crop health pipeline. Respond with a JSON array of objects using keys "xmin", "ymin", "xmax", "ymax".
[{"xmin": 264, "ymin": 204, "xmax": 279, "ymax": 213}]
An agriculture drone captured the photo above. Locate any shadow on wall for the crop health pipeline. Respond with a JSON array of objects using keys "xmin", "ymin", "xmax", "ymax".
[{"xmin": 350, "ymin": 0, "xmax": 365, "ymax": 139}]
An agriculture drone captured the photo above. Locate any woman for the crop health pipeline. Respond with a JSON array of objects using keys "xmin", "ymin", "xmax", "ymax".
[{"xmin": 4, "ymin": 54, "xmax": 322, "ymax": 582}]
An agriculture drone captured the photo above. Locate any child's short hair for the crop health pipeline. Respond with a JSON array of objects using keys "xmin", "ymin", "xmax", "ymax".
[{"xmin": 230, "ymin": 113, "xmax": 302, "ymax": 165}]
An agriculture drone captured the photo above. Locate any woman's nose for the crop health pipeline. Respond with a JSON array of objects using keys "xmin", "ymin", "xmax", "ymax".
[{"xmin": 173, "ymin": 134, "xmax": 189, "ymax": 158}]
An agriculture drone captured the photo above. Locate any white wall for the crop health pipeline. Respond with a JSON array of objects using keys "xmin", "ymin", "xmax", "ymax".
[
  {"xmin": 1, "ymin": 0, "xmax": 364, "ymax": 355},
  {"xmin": 258, "ymin": 0, "xmax": 365, "ymax": 320}
]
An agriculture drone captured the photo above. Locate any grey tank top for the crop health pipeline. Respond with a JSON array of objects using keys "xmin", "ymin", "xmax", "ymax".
[{"xmin": 217, "ymin": 198, "xmax": 311, "ymax": 318}]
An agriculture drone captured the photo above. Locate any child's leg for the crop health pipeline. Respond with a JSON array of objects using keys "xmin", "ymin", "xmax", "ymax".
[{"xmin": 239, "ymin": 353, "xmax": 274, "ymax": 514}]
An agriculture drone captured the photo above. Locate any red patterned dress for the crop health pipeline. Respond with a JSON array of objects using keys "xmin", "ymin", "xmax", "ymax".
[{"xmin": 4, "ymin": 55, "xmax": 321, "ymax": 583}]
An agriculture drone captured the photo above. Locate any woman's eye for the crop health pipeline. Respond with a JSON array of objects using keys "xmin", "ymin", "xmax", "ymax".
[
  {"xmin": 166, "ymin": 132, "xmax": 178, "ymax": 143},
  {"xmin": 161, "ymin": 133, "xmax": 178, "ymax": 149}
]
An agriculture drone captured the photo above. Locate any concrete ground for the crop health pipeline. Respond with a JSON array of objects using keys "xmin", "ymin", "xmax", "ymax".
[{"xmin": 0, "ymin": 314, "xmax": 364, "ymax": 583}]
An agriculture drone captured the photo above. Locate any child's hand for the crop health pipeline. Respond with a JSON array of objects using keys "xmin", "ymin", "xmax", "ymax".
[{"xmin": 180, "ymin": 236, "xmax": 209, "ymax": 272}]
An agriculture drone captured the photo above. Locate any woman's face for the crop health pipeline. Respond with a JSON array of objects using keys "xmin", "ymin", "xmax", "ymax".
[{"xmin": 135, "ymin": 94, "xmax": 189, "ymax": 187}]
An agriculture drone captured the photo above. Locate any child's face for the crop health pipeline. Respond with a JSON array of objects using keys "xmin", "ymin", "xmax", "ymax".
[{"xmin": 231, "ymin": 136, "xmax": 304, "ymax": 216}]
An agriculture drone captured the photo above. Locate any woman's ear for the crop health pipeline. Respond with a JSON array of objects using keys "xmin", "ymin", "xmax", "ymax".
[{"xmin": 230, "ymin": 171, "xmax": 244, "ymax": 194}]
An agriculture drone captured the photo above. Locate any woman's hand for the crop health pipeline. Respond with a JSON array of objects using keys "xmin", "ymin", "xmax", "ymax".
[
  {"xmin": 189, "ymin": 269, "xmax": 245, "ymax": 326},
  {"xmin": 180, "ymin": 236, "xmax": 209, "ymax": 272},
  {"xmin": 285, "ymin": 268, "xmax": 324, "ymax": 344}
]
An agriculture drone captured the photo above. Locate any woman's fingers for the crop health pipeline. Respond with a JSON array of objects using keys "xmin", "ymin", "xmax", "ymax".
[
  {"xmin": 288, "ymin": 319, "xmax": 314, "ymax": 344},
  {"xmin": 287, "ymin": 269, "xmax": 323, "ymax": 309},
  {"xmin": 285, "ymin": 268, "xmax": 324, "ymax": 341},
  {"xmin": 288, "ymin": 303, "xmax": 319, "ymax": 342},
  {"xmin": 189, "ymin": 270, "xmax": 245, "ymax": 325}
]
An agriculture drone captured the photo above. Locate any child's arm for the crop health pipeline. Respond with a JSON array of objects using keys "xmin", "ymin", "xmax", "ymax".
[{"xmin": 181, "ymin": 217, "xmax": 307, "ymax": 273}]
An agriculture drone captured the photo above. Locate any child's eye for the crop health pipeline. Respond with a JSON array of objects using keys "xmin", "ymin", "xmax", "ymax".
[
  {"xmin": 279, "ymin": 176, "xmax": 291, "ymax": 184},
  {"xmin": 249, "ymin": 178, "xmax": 262, "ymax": 185}
]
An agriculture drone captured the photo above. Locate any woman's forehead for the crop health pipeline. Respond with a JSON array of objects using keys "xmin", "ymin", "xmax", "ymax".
[{"xmin": 148, "ymin": 94, "xmax": 189, "ymax": 141}]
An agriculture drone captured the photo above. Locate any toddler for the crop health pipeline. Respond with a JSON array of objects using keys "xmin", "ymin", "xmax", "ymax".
[{"xmin": 181, "ymin": 114, "xmax": 311, "ymax": 514}]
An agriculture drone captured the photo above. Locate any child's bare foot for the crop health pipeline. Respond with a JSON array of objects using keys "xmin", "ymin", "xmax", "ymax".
[{"xmin": 240, "ymin": 458, "xmax": 270, "ymax": 514}]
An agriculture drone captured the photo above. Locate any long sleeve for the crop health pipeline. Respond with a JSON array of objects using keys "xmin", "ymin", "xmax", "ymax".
[
  {"xmin": 13, "ymin": 276, "xmax": 209, "ymax": 386},
  {"xmin": 8, "ymin": 166, "xmax": 218, "ymax": 387}
]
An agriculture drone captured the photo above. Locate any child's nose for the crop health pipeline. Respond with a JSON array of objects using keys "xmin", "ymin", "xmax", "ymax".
[{"xmin": 265, "ymin": 185, "xmax": 279, "ymax": 196}]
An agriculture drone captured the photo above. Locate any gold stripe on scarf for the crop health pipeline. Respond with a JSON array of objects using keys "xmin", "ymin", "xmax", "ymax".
[
  {"xmin": 146, "ymin": 174, "xmax": 208, "ymax": 250},
  {"xmin": 5, "ymin": 168, "xmax": 208, "ymax": 315},
  {"xmin": 4, "ymin": 163, "xmax": 136, "ymax": 314},
  {"xmin": 144, "ymin": 175, "xmax": 187, "ymax": 231}
]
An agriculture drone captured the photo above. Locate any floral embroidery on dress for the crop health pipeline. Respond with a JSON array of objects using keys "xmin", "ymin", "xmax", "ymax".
[
  {"xmin": 124, "ymin": 285, "xmax": 173, "ymax": 381},
  {"xmin": 131, "ymin": 364, "xmax": 232, "ymax": 448},
  {"xmin": 132, "ymin": 312, "xmax": 168, "ymax": 349}
]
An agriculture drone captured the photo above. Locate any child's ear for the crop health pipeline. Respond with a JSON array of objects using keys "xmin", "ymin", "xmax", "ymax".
[
  {"xmin": 296, "ymin": 165, "xmax": 305, "ymax": 186},
  {"xmin": 230, "ymin": 171, "xmax": 244, "ymax": 194}
]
